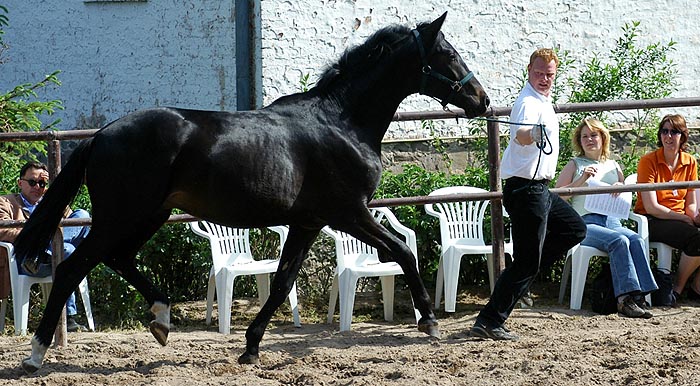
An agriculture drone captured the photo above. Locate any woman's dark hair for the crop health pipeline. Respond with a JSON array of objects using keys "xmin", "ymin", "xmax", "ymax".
[{"xmin": 657, "ymin": 114, "xmax": 689, "ymax": 151}]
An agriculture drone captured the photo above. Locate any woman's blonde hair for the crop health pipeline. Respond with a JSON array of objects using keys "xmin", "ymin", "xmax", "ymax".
[{"xmin": 572, "ymin": 118, "xmax": 611, "ymax": 160}]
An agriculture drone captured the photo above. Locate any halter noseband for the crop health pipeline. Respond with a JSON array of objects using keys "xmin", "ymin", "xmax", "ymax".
[{"xmin": 412, "ymin": 29, "xmax": 474, "ymax": 108}]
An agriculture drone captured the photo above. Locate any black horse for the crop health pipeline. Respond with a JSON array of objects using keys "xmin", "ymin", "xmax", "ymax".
[{"xmin": 14, "ymin": 12, "xmax": 489, "ymax": 373}]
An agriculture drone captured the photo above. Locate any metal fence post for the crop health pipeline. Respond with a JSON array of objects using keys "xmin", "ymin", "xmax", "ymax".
[
  {"xmin": 487, "ymin": 119, "xmax": 505, "ymax": 282},
  {"xmin": 48, "ymin": 139, "xmax": 67, "ymax": 347}
]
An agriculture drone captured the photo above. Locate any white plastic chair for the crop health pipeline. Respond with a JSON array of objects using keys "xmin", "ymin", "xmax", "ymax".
[
  {"xmin": 558, "ymin": 174, "xmax": 651, "ymax": 309},
  {"xmin": 559, "ymin": 244, "xmax": 610, "ymax": 309},
  {"xmin": 625, "ymin": 173, "xmax": 674, "ymax": 273},
  {"xmin": 424, "ymin": 186, "xmax": 513, "ymax": 312},
  {"xmin": 322, "ymin": 207, "xmax": 420, "ymax": 332},
  {"xmin": 189, "ymin": 222, "xmax": 301, "ymax": 334},
  {"xmin": 0, "ymin": 241, "xmax": 94, "ymax": 335}
]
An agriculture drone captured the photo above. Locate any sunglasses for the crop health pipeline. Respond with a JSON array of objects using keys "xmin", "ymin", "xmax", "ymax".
[
  {"xmin": 21, "ymin": 179, "xmax": 48, "ymax": 188},
  {"xmin": 659, "ymin": 128, "xmax": 682, "ymax": 136}
]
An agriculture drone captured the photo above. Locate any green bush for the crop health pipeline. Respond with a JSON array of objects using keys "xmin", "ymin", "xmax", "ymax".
[{"xmin": 558, "ymin": 21, "xmax": 678, "ymax": 175}]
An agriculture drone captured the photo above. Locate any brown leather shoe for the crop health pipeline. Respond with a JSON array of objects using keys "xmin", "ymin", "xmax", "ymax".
[
  {"xmin": 67, "ymin": 317, "xmax": 88, "ymax": 332},
  {"xmin": 617, "ymin": 296, "xmax": 650, "ymax": 318}
]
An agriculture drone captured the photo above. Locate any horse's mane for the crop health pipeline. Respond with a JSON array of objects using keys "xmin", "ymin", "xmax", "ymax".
[{"xmin": 315, "ymin": 22, "xmax": 430, "ymax": 92}]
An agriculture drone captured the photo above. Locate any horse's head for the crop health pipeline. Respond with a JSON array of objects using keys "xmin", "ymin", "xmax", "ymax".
[{"xmin": 413, "ymin": 12, "xmax": 489, "ymax": 118}]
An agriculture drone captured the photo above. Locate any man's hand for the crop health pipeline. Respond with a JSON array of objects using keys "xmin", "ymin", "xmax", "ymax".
[
  {"xmin": 38, "ymin": 170, "xmax": 49, "ymax": 181},
  {"xmin": 530, "ymin": 124, "xmax": 544, "ymax": 145}
]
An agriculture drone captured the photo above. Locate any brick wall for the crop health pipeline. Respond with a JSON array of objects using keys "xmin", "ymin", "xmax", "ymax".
[
  {"xmin": 1, "ymin": 1, "xmax": 697, "ymax": 140},
  {"xmin": 261, "ymin": 0, "xmax": 700, "ymax": 139}
]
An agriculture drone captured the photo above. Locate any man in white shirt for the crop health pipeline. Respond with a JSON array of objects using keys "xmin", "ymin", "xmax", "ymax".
[{"xmin": 470, "ymin": 49, "xmax": 586, "ymax": 340}]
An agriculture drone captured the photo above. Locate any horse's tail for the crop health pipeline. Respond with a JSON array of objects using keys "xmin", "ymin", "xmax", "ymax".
[{"xmin": 13, "ymin": 138, "xmax": 94, "ymax": 262}]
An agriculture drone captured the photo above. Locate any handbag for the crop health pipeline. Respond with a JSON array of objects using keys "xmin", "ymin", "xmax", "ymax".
[
  {"xmin": 589, "ymin": 263, "xmax": 617, "ymax": 315},
  {"xmin": 651, "ymin": 268, "xmax": 676, "ymax": 306}
]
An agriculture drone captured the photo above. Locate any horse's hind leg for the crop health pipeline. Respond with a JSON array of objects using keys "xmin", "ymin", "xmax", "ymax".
[
  {"xmin": 102, "ymin": 256, "xmax": 171, "ymax": 345},
  {"xmin": 22, "ymin": 235, "xmax": 103, "ymax": 374},
  {"xmin": 238, "ymin": 225, "xmax": 320, "ymax": 365},
  {"xmin": 338, "ymin": 210, "xmax": 439, "ymax": 338},
  {"xmin": 100, "ymin": 212, "xmax": 172, "ymax": 346}
]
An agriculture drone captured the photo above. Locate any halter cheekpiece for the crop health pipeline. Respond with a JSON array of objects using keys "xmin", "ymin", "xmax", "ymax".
[{"xmin": 411, "ymin": 29, "xmax": 474, "ymax": 108}]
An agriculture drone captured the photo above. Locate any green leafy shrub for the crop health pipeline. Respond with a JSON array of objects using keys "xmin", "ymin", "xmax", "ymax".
[{"xmin": 559, "ymin": 21, "xmax": 678, "ymax": 174}]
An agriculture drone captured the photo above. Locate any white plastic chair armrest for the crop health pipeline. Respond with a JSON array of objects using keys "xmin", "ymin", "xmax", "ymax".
[
  {"xmin": 424, "ymin": 202, "xmax": 441, "ymax": 218},
  {"xmin": 0, "ymin": 241, "xmax": 13, "ymax": 265},
  {"xmin": 376, "ymin": 207, "xmax": 410, "ymax": 237},
  {"xmin": 321, "ymin": 226, "xmax": 339, "ymax": 239},
  {"xmin": 628, "ymin": 211, "xmax": 650, "ymax": 261},
  {"xmin": 374, "ymin": 207, "xmax": 419, "ymax": 262},
  {"xmin": 188, "ymin": 221, "xmax": 209, "ymax": 239},
  {"xmin": 628, "ymin": 212, "xmax": 648, "ymax": 240},
  {"xmin": 267, "ymin": 225, "xmax": 289, "ymax": 257}
]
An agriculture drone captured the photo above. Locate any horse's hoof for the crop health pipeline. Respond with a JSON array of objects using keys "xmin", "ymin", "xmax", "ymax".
[
  {"xmin": 21, "ymin": 357, "xmax": 41, "ymax": 374},
  {"xmin": 149, "ymin": 321, "xmax": 169, "ymax": 346},
  {"xmin": 238, "ymin": 352, "xmax": 260, "ymax": 365},
  {"xmin": 418, "ymin": 320, "xmax": 440, "ymax": 339}
]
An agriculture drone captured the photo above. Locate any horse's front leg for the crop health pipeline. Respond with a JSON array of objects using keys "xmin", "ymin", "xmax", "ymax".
[
  {"xmin": 343, "ymin": 211, "xmax": 439, "ymax": 338},
  {"xmin": 238, "ymin": 226, "xmax": 319, "ymax": 365},
  {"xmin": 384, "ymin": 235, "xmax": 439, "ymax": 337}
]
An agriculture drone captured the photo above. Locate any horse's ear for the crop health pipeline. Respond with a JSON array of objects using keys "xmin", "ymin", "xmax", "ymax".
[{"xmin": 418, "ymin": 12, "xmax": 447, "ymax": 48}]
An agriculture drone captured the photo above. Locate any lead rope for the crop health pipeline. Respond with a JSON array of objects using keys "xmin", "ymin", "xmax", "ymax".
[
  {"xmin": 470, "ymin": 117, "xmax": 553, "ymax": 190},
  {"xmin": 409, "ymin": 29, "xmax": 552, "ymax": 185}
]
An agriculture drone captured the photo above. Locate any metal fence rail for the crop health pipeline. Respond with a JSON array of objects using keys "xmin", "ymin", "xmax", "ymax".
[{"xmin": 2, "ymin": 97, "xmax": 700, "ymax": 267}]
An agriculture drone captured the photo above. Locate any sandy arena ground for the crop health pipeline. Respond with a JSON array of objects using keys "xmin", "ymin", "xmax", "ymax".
[{"xmin": 1, "ymin": 289, "xmax": 699, "ymax": 385}]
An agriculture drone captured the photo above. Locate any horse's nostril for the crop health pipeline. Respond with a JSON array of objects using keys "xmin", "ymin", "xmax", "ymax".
[{"xmin": 484, "ymin": 95, "xmax": 491, "ymax": 107}]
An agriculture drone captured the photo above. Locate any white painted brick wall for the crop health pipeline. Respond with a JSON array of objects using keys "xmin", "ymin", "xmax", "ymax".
[
  {"xmin": 1, "ymin": 1, "xmax": 237, "ymax": 129},
  {"xmin": 1, "ymin": 1, "xmax": 698, "ymax": 140},
  {"xmin": 261, "ymin": 0, "xmax": 700, "ymax": 138}
]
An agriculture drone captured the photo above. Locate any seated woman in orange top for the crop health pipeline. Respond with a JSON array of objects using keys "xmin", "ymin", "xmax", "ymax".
[{"xmin": 635, "ymin": 114, "xmax": 700, "ymax": 300}]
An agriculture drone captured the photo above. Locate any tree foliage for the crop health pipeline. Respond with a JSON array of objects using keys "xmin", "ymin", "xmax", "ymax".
[
  {"xmin": 558, "ymin": 21, "xmax": 678, "ymax": 176},
  {"xmin": 0, "ymin": 6, "xmax": 63, "ymax": 193}
]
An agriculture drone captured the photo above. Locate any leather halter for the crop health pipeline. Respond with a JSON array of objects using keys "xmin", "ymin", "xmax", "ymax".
[{"xmin": 411, "ymin": 29, "xmax": 474, "ymax": 108}]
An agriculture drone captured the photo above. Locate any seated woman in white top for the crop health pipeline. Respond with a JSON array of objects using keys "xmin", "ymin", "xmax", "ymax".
[{"xmin": 555, "ymin": 118, "xmax": 657, "ymax": 318}]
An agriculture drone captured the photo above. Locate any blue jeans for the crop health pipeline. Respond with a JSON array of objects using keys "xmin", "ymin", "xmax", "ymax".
[
  {"xmin": 477, "ymin": 177, "xmax": 587, "ymax": 328},
  {"xmin": 581, "ymin": 213, "xmax": 658, "ymax": 297},
  {"xmin": 17, "ymin": 209, "xmax": 90, "ymax": 316}
]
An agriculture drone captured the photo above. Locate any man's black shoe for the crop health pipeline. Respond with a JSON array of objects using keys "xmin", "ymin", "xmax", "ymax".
[
  {"xmin": 470, "ymin": 324, "xmax": 519, "ymax": 341},
  {"xmin": 519, "ymin": 291, "xmax": 534, "ymax": 308},
  {"xmin": 687, "ymin": 287, "xmax": 700, "ymax": 301},
  {"xmin": 67, "ymin": 317, "xmax": 88, "ymax": 332}
]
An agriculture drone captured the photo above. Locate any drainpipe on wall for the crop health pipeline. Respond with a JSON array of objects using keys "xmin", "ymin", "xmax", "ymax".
[{"xmin": 236, "ymin": 0, "xmax": 262, "ymax": 111}]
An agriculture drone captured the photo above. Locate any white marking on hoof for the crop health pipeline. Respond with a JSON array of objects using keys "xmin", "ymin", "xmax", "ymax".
[
  {"xmin": 21, "ymin": 336, "xmax": 48, "ymax": 374},
  {"xmin": 150, "ymin": 301, "xmax": 171, "ymax": 328},
  {"xmin": 150, "ymin": 302, "xmax": 171, "ymax": 346}
]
